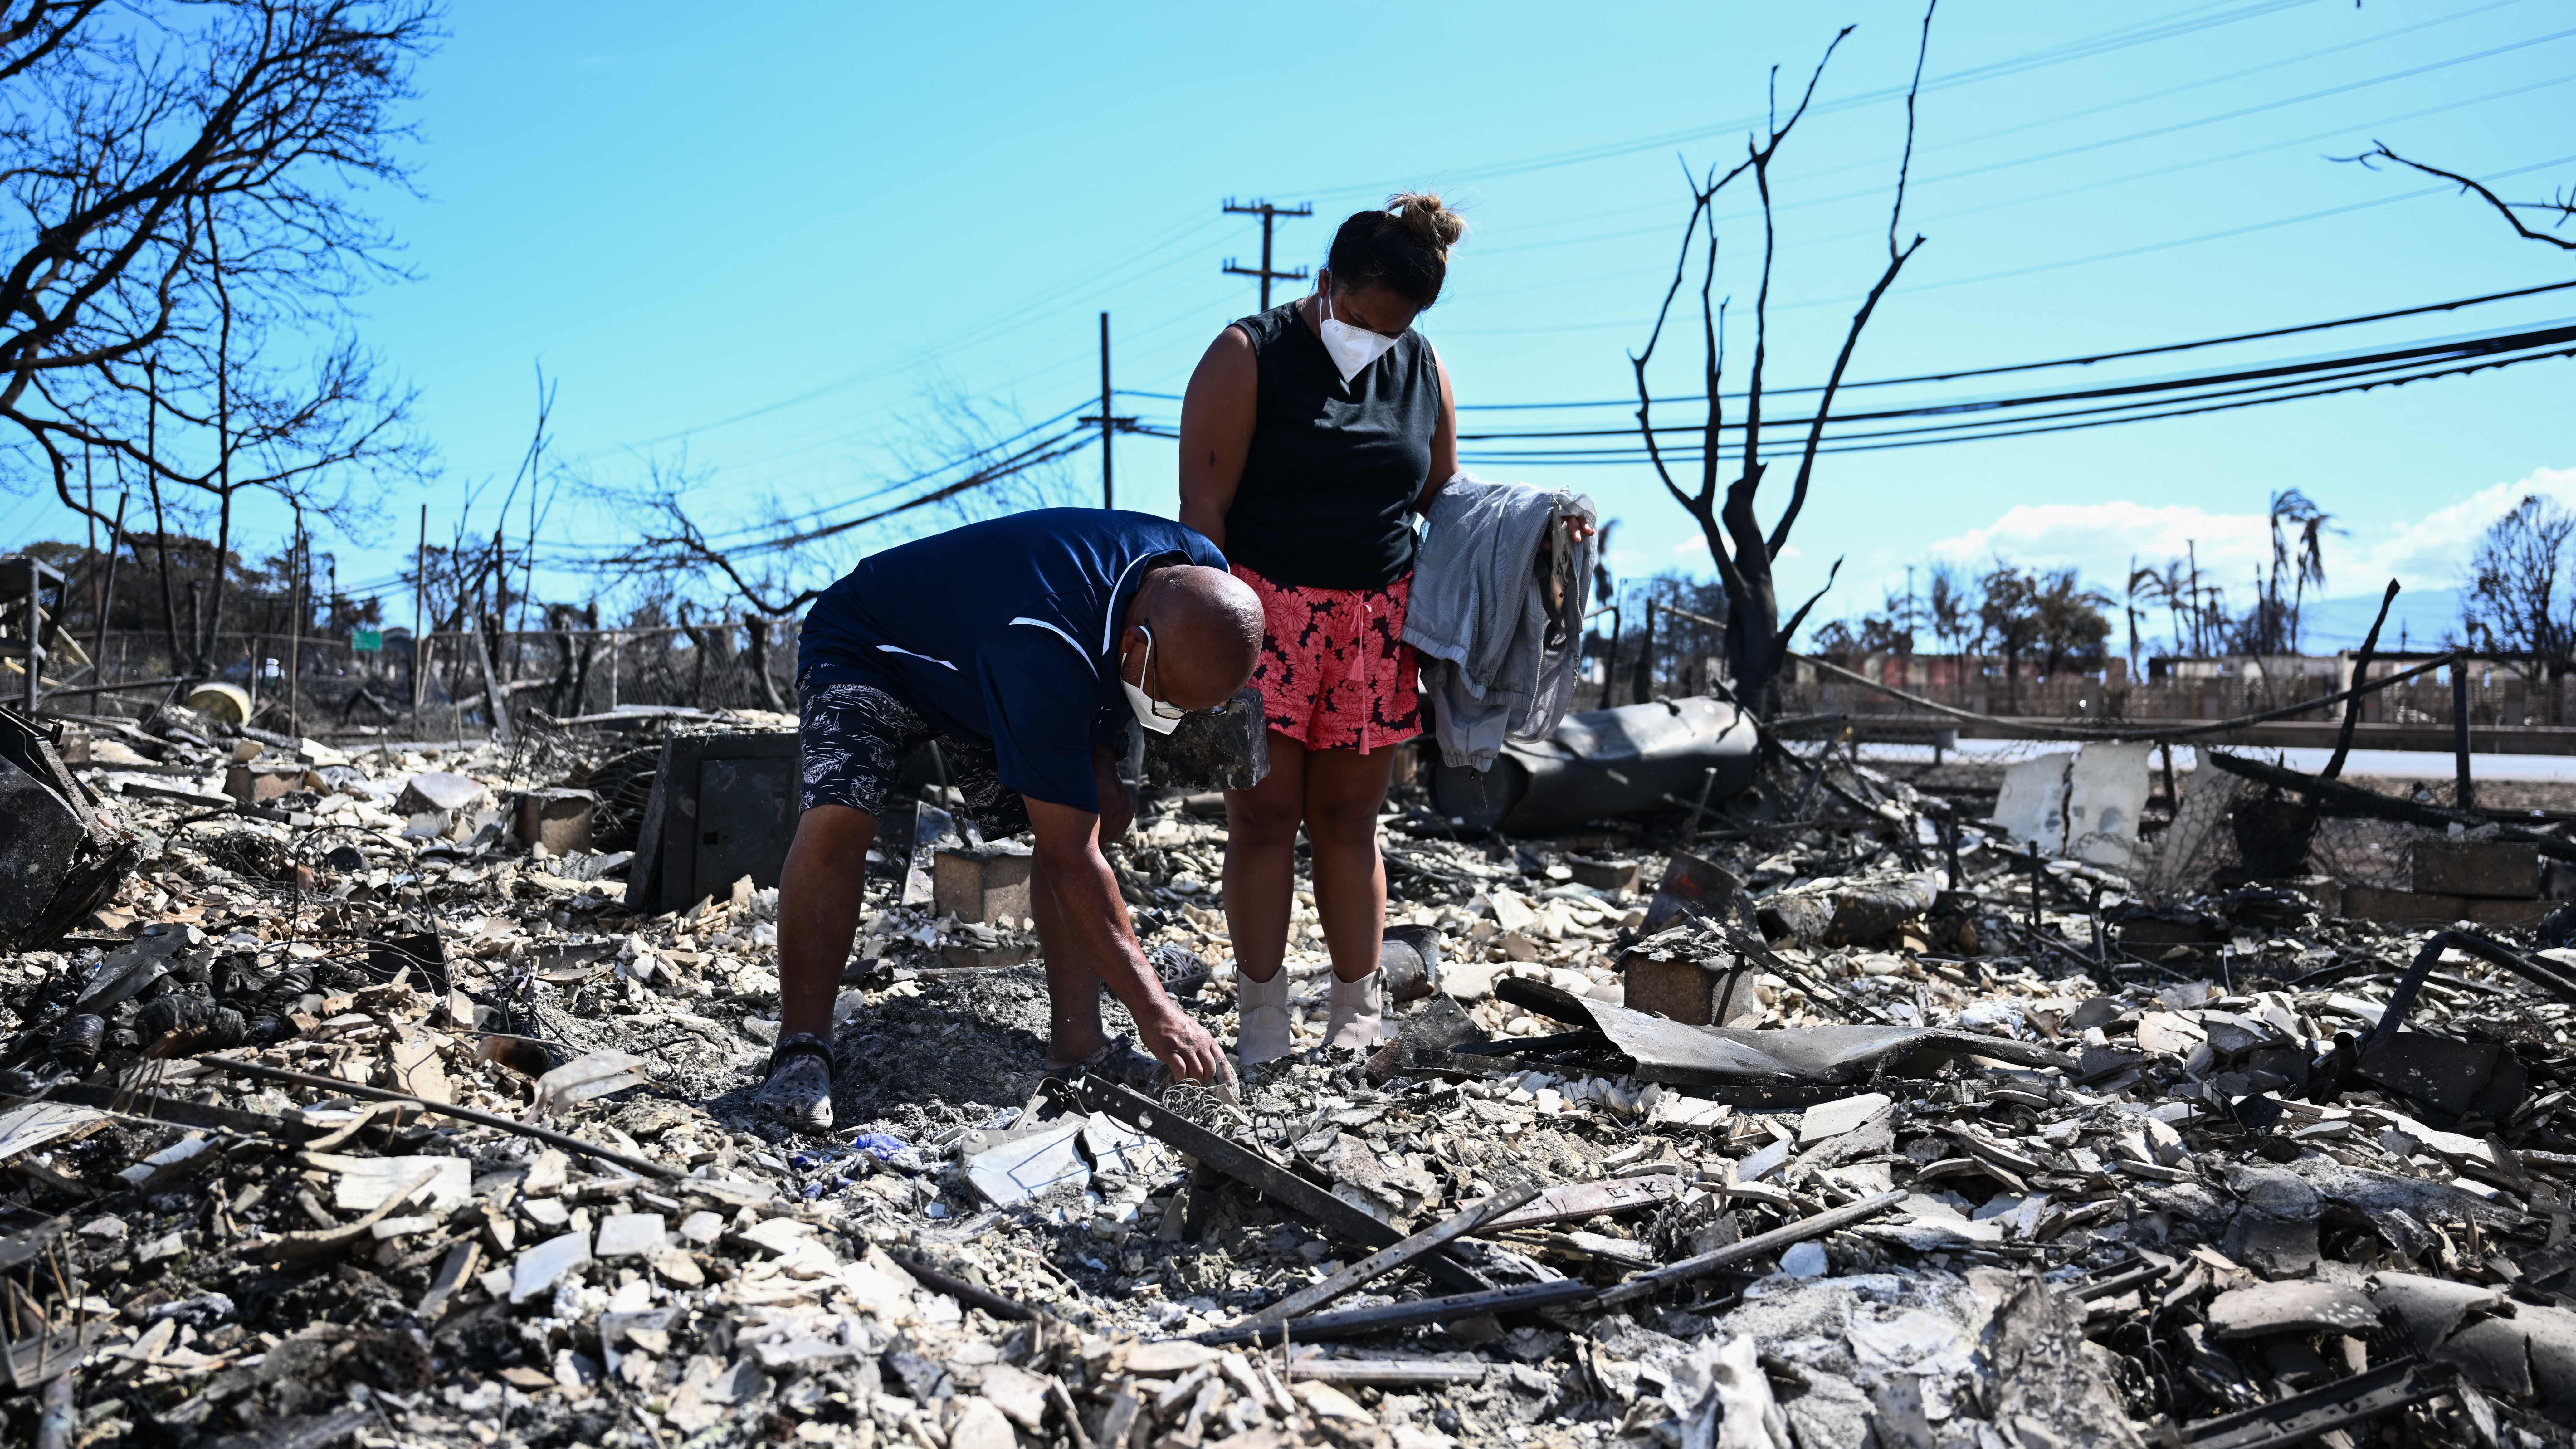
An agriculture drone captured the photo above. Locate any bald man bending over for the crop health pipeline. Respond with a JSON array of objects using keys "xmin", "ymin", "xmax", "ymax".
[{"xmin": 759, "ymin": 509, "xmax": 1263, "ymax": 1129}]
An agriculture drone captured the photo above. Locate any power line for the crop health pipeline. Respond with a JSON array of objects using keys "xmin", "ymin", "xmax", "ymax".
[
  {"xmin": 1478, "ymin": 62, "xmax": 2576, "ymax": 264},
  {"xmin": 558, "ymin": 0, "xmax": 2368, "ymax": 474},
  {"xmin": 1297, "ymin": 0, "xmax": 2330, "ymax": 196},
  {"xmin": 1119, "ymin": 276, "xmax": 2576, "ymax": 412},
  {"xmin": 1124, "ymin": 317, "xmax": 2576, "ymax": 460}
]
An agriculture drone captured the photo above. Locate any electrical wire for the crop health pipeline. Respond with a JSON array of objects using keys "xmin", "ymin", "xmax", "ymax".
[
  {"xmin": 1117, "ymin": 276, "xmax": 2576, "ymax": 413},
  {"xmin": 1299, "ymin": 0, "xmax": 2331, "ymax": 196},
  {"xmin": 1478, "ymin": 65, "xmax": 2576, "ymax": 262}
]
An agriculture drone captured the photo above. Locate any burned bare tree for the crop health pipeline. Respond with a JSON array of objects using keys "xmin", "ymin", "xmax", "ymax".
[
  {"xmin": 1631, "ymin": 6, "xmax": 1935, "ymax": 717},
  {"xmin": 2345, "ymin": 143, "xmax": 2575, "ymax": 255},
  {"xmin": 602, "ymin": 386, "xmax": 1088, "ymax": 622},
  {"xmin": 0, "ymin": 1, "xmax": 436, "ymax": 680},
  {"xmin": 2463, "ymin": 495, "xmax": 2576, "ymax": 724}
]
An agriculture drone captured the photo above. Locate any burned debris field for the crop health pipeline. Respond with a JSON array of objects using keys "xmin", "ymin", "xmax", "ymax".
[
  {"xmin": 0, "ymin": 2, "xmax": 2572, "ymax": 1447},
  {"xmin": 0, "ymin": 683, "xmax": 2571, "ymax": 1449}
]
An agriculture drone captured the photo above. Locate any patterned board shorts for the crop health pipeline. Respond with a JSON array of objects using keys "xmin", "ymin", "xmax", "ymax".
[
  {"xmin": 797, "ymin": 678, "xmax": 1030, "ymax": 838},
  {"xmin": 1232, "ymin": 564, "xmax": 1424, "ymax": 754}
]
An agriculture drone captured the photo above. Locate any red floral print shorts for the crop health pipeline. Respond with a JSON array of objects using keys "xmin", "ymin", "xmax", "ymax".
[{"xmin": 1232, "ymin": 564, "xmax": 1424, "ymax": 754}]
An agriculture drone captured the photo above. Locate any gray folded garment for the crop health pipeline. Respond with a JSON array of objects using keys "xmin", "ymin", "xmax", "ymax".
[{"xmin": 1401, "ymin": 474, "xmax": 1598, "ymax": 770}]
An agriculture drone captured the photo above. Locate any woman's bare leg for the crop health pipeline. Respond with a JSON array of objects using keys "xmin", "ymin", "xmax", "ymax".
[
  {"xmin": 1302, "ymin": 746, "xmax": 1398, "ymax": 983},
  {"xmin": 1222, "ymin": 732, "xmax": 1308, "ymax": 984}
]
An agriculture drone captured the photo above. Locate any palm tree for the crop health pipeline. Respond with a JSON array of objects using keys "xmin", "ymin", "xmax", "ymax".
[
  {"xmin": 2125, "ymin": 556, "xmax": 2160, "ymax": 676},
  {"xmin": 2266, "ymin": 490, "xmax": 2337, "ymax": 653}
]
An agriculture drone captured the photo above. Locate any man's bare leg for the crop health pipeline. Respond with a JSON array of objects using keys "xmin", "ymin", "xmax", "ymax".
[{"xmin": 763, "ymin": 803, "xmax": 879, "ymax": 1128}]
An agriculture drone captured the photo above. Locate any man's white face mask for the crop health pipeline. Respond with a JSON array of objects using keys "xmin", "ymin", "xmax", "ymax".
[
  {"xmin": 1123, "ymin": 626, "xmax": 1185, "ymax": 735},
  {"xmin": 1318, "ymin": 288, "xmax": 1400, "ymax": 383}
]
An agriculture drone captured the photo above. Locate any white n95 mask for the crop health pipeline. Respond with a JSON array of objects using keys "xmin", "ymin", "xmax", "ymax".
[
  {"xmin": 1124, "ymin": 627, "xmax": 1185, "ymax": 735},
  {"xmin": 1318, "ymin": 290, "xmax": 1399, "ymax": 383}
]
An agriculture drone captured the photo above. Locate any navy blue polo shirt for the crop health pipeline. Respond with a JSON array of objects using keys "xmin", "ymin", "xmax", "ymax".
[{"xmin": 797, "ymin": 509, "xmax": 1227, "ymax": 813}]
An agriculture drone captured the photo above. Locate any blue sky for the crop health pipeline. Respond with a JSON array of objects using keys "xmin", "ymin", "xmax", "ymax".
[{"xmin": 9, "ymin": 0, "xmax": 2573, "ymax": 653}]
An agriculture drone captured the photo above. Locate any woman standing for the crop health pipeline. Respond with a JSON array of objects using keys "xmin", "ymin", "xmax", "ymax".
[{"xmin": 1178, "ymin": 193, "xmax": 1462, "ymax": 1065}]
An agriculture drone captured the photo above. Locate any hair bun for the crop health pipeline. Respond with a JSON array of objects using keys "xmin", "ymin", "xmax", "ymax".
[{"xmin": 1387, "ymin": 192, "xmax": 1466, "ymax": 252}]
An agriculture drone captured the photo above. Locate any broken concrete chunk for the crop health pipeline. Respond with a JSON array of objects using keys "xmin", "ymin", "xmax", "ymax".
[
  {"xmin": 2134, "ymin": 1012, "xmax": 2205, "ymax": 1056},
  {"xmin": 533, "ymin": 1050, "xmax": 651, "ymax": 1114},
  {"xmin": 944, "ymin": 1396, "xmax": 1017, "ymax": 1449},
  {"xmin": 511, "ymin": 1231, "xmax": 593, "ymax": 1304},
  {"xmin": 312, "ymin": 1153, "xmax": 473, "ymax": 1213},
  {"xmin": 677, "ymin": 1210, "xmax": 725, "ymax": 1245},
  {"xmin": 398, "ymin": 770, "xmax": 490, "ymax": 815},
  {"xmin": 1125, "ymin": 1340, "xmax": 1222, "ymax": 1375},
  {"xmin": 1487, "ymin": 886, "xmax": 1538, "ymax": 934},
  {"xmin": 932, "ymin": 843, "xmax": 1034, "ymax": 926},
  {"xmin": 2412, "ymin": 836, "xmax": 2539, "ymax": 900},
  {"xmin": 594, "ymin": 1212, "xmax": 667, "ymax": 1259},
  {"xmin": 1798, "ymin": 1093, "xmax": 1892, "ymax": 1144},
  {"xmin": 516, "ymin": 788, "xmax": 597, "ymax": 856},
  {"xmin": 978, "ymin": 1362, "xmax": 1051, "ymax": 1430}
]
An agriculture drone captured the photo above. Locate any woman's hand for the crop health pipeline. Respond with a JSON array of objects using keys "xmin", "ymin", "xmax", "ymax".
[{"xmin": 1562, "ymin": 515, "xmax": 1598, "ymax": 544}]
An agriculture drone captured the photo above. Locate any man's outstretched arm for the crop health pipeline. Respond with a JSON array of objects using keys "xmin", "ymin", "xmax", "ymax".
[{"xmin": 1025, "ymin": 796, "xmax": 1226, "ymax": 1083}]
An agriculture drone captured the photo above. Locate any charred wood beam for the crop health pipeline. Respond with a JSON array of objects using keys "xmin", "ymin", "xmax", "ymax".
[
  {"xmin": 195, "ymin": 1056, "xmax": 678, "ymax": 1180},
  {"xmin": 1597, "ymin": 1188, "xmax": 1906, "ymax": 1306},
  {"xmin": 1239, "ymin": 1181, "xmax": 1542, "ymax": 1329},
  {"xmin": 2201, "ymin": 752, "xmax": 2576, "ymax": 862},
  {"xmin": 1059, "ymin": 1075, "xmax": 1491, "ymax": 1295},
  {"xmin": 2177, "ymin": 1357, "xmax": 2454, "ymax": 1449},
  {"xmin": 1193, "ymin": 1276, "xmax": 1598, "ymax": 1349}
]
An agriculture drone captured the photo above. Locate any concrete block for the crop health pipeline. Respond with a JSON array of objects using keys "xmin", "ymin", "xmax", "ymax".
[
  {"xmin": 516, "ymin": 788, "xmax": 597, "ymax": 856},
  {"xmin": 2466, "ymin": 895, "xmax": 2551, "ymax": 928},
  {"xmin": 933, "ymin": 844, "xmax": 1033, "ymax": 926},
  {"xmin": 2411, "ymin": 837, "xmax": 2539, "ymax": 900},
  {"xmin": 224, "ymin": 763, "xmax": 311, "ymax": 805},
  {"xmin": 397, "ymin": 770, "xmax": 489, "ymax": 815},
  {"xmin": 1616, "ymin": 943, "xmax": 1758, "ymax": 1027},
  {"xmin": 2339, "ymin": 886, "xmax": 2469, "ymax": 924}
]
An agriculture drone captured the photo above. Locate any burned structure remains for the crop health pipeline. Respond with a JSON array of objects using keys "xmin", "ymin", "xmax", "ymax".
[{"xmin": 0, "ymin": 663, "xmax": 2562, "ymax": 1449}]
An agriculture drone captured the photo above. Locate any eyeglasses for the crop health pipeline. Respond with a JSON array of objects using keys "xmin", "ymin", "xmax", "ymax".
[{"xmin": 1134, "ymin": 627, "xmax": 1223, "ymax": 720}]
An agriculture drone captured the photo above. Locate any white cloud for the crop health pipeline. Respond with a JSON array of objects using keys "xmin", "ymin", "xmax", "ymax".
[
  {"xmin": 2351, "ymin": 466, "xmax": 2576, "ymax": 586},
  {"xmin": 1926, "ymin": 501, "xmax": 2271, "ymax": 584},
  {"xmin": 1919, "ymin": 466, "xmax": 2576, "ymax": 598}
]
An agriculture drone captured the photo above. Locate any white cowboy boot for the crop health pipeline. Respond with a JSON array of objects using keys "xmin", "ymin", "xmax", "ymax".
[
  {"xmin": 1323, "ymin": 970, "xmax": 1385, "ymax": 1050},
  {"xmin": 1235, "ymin": 967, "xmax": 1294, "ymax": 1066}
]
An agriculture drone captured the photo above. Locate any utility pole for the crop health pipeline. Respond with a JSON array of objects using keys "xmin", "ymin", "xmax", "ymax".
[
  {"xmin": 286, "ymin": 524, "xmax": 303, "ymax": 737},
  {"xmin": 412, "ymin": 504, "xmax": 426, "ymax": 723},
  {"xmin": 1222, "ymin": 198, "xmax": 1314, "ymax": 309},
  {"xmin": 1077, "ymin": 311, "xmax": 1134, "ymax": 510}
]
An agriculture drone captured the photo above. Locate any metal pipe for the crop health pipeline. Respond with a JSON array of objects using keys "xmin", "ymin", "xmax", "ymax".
[
  {"xmin": 196, "ymin": 1056, "xmax": 678, "ymax": 1180},
  {"xmin": 34, "ymin": 1369, "xmax": 72, "ymax": 1449},
  {"xmin": 2453, "ymin": 661, "xmax": 2474, "ymax": 811},
  {"xmin": 21, "ymin": 557, "xmax": 38, "ymax": 714}
]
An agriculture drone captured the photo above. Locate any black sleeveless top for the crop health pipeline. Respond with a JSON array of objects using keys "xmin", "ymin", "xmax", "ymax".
[{"xmin": 1224, "ymin": 300, "xmax": 1440, "ymax": 590}]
